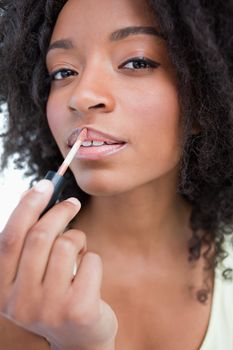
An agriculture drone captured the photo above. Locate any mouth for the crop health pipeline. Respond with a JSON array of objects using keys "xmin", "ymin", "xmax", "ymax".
[{"xmin": 67, "ymin": 127, "xmax": 127, "ymax": 160}]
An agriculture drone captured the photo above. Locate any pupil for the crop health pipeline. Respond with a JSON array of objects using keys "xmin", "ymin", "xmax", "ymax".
[{"xmin": 133, "ymin": 60, "xmax": 146, "ymax": 69}]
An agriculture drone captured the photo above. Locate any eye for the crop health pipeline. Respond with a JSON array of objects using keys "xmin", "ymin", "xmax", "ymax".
[
  {"xmin": 49, "ymin": 68, "xmax": 78, "ymax": 81},
  {"xmin": 119, "ymin": 57, "xmax": 160, "ymax": 70}
]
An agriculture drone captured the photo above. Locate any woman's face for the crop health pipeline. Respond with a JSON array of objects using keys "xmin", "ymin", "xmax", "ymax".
[{"xmin": 46, "ymin": 0, "xmax": 181, "ymax": 196}]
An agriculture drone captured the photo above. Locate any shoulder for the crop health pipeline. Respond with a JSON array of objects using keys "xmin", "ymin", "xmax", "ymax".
[
  {"xmin": 200, "ymin": 234, "xmax": 233, "ymax": 350},
  {"xmin": 217, "ymin": 234, "xmax": 233, "ymax": 278}
]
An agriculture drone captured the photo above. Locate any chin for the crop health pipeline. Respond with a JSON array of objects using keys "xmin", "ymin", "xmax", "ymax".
[
  {"xmin": 74, "ymin": 175, "xmax": 120, "ymax": 196},
  {"xmin": 73, "ymin": 172, "xmax": 137, "ymax": 197}
]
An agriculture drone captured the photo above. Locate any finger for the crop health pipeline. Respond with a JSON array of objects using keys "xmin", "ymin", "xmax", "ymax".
[
  {"xmin": 43, "ymin": 230, "xmax": 87, "ymax": 296},
  {"xmin": 72, "ymin": 252, "xmax": 103, "ymax": 303},
  {"xmin": 15, "ymin": 198, "xmax": 81, "ymax": 286},
  {"xmin": 0, "ymin": 180, "xmax": 54, "ymax": 285}
]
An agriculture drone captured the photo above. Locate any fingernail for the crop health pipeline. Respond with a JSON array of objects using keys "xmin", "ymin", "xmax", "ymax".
[
  {"xmin": 65, "ymin": 197, "xmax": 81, "ymax": 207},
  {"xmin": 34, "ymin": 179, "xmax": 52, "ymax": 193}
]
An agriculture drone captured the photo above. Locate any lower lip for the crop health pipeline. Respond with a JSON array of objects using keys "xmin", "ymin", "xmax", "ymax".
[{"xmin": 74, "ymin": 143, "xmax": 127, "ymax": 160}]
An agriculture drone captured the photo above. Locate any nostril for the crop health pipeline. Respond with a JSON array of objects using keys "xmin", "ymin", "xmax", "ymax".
[{"xmin": 89, "ymin": 103, "xmax": 106, "ymax": 109}]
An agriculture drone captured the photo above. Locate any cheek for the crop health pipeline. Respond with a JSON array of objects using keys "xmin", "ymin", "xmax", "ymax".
[
  {"xmin": 46, "ymin": 93, "xmax": 65, "ymax": 144},
  {"xmin": 120, "ymin": 76, "xmax": 182, "ymax": 185},
  {"xmin": 126, "ymin": 79, "xmax": 181, "ymax": 147}
]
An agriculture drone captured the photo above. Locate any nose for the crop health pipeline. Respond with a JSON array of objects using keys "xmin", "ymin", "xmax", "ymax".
[{"xmin": 68, "ymin": 66, "xmax": 115, "ymax": 116}]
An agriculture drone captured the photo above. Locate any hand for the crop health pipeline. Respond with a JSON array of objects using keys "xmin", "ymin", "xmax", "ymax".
[{"xmin": 0, "ymin": 180, "xmax": 118, "ymax": 350}]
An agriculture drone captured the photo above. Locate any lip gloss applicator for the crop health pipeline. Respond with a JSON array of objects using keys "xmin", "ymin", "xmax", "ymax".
[{"xmin": 41, "ymin": 128, "xmax": 87, "ymax": 216}]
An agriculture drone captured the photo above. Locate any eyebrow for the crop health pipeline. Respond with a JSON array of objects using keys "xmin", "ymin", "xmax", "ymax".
[
  {"xmin": 47, "ymin": 26, "xmax": 164, "ymax": 54},
  {"xmin": 110, "ymin": 26, "xmax": 164, "ymax": 41},
  {"xmin": 47, "ymin": 39, "xmax": 74, "ymax": 54}
]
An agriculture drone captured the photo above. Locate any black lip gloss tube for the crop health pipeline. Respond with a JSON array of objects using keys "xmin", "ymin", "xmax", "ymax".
[
  {"xmin": 39, "ymin": 128, "xmax": 87, "ymax": 218},
  {"xmin": 39, "ymin": 171, "xmax": 66, "ymax": 217}
]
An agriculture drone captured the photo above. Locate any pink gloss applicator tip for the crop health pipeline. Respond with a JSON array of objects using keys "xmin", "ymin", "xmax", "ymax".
[{"xmin": 41, "ymin": 128, "xmax": 87, "ymax": 216}]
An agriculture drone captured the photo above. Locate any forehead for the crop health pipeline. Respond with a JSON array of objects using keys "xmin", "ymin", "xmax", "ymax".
[{"xmin": 50, "ymin": 0, "xmax": 157, "ymax": 43}]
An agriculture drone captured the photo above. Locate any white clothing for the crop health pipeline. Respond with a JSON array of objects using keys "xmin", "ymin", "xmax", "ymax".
[{"xmin": 200, "ymin": 237, "xmax": 233, "ymax": 350}]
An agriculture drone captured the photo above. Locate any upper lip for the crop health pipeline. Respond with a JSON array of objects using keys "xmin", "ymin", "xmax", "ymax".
[{"xmin": 67, "ymin": 127, "xmax": 126, "ymax": 147}]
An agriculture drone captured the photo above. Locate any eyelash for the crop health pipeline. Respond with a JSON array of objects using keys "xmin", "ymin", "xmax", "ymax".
[
  {"xmin": 49, "ymin": 57, "xmax": 160, "ymax": 81},
  {"xmin": 49, "ymin": 69, "xmax": 77, "ymax": 81},
  {"xmin": 119, "ymin": 57, "xmax": 160, "ymax": 70}
]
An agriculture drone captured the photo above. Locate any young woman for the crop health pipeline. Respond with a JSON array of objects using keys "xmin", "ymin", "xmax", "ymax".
[{"xmin": 0, "ymin": 0, "xmax": 232, "ymax": 349}]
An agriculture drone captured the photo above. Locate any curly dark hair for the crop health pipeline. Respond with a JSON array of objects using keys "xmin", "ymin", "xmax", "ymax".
[{"xmin": 0, "ymin": 0, "xmax": 233, "ymax": 301}]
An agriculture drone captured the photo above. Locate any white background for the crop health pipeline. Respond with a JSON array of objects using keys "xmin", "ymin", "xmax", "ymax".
[{"xmin": 0, "ymin": 105, "xmax": 31, "ymax": 231}]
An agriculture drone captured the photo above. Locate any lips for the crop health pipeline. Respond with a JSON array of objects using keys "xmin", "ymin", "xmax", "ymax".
[
  {"xmin": 67, "ymin": 127, "xmax": 126, "ymax": 147},
  {"xmin": 67, "ymin": 127, "xmax": 127, "ymax": 160}
]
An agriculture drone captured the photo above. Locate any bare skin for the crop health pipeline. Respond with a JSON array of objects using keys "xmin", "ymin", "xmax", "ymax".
[
  {"xmin": 0, "ymin": 0, "xmax": 214, "ymax": 349},
  {"xmin": 0, "ymin": 182, "xmax": 117, "ymax": 350},
  {"xmin": 0, "ymin": 218, "xmax": 213, "ymax": 350},
  {"xmin": 0, "ymin": 184, "xmax": 213, "ymax": 349},
  {"xmin": 73, "ymin": 194, "xmax": 213, "ymax": 350}
]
